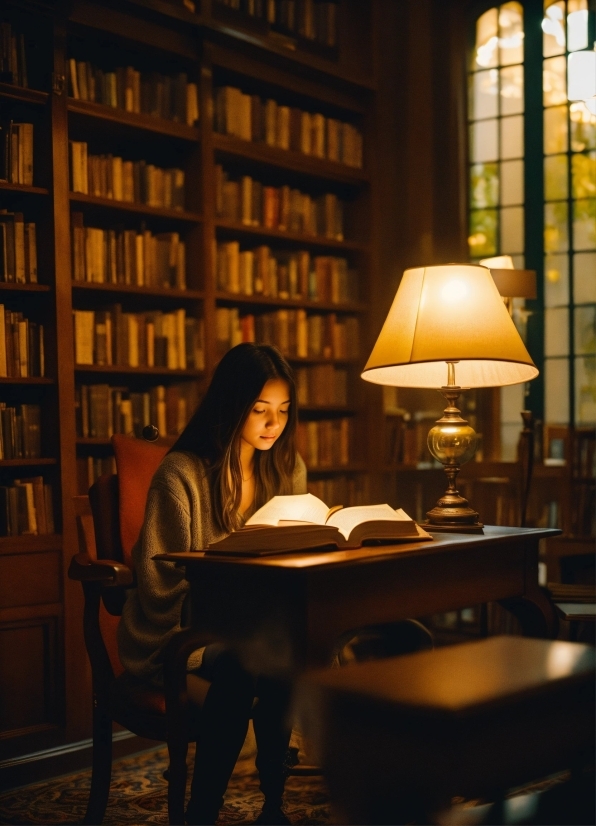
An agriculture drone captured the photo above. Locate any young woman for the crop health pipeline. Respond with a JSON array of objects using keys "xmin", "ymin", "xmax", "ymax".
[{"xmin": 118, "ymin": 343, "xmax": 306, "ymax": 825}]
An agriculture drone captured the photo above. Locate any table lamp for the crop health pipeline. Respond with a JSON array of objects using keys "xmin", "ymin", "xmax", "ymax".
[{"xmin": 362, "ymin": 264, "xmax": 539, "ymax": 532}]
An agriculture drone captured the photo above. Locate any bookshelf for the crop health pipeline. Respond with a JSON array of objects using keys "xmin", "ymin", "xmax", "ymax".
[{"xmin": 0, "ymin": 0, "xmax": 376, "ymax": 761}]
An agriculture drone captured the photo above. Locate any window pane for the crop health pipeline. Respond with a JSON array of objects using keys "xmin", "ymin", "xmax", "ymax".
[
  {"xmin": 545, "ymin": 358, "xmax": 570, "ymax": 423},
  {"xmin": 501, "ymin": 114, "xmax": 524, "ymax": 158},
  {"xmin": 469, "ymin": 209, "xmax": 498, "ymax": 257},
  {"xmin": 573, "ymin": 199, "xmax": 596, "ymax": 250},
  {"xmin": 500, "ymin": 65, "xmax": 524, "ymax": 115},
  {"xmin": 470, "ymin": 163, "xmax": 499, "ymax": 208},
  {"xmin": 471, "ymin": 119, "xmax": 498, "ymax": 162},
  {"xmin": 470, "ymin": 69, "xmax": 499, "ymax": 120},
  {"xmin": 542, "ymin": 1, "xmax": 566, "ymax": 57},
  {"xmin": 544, "ymin": 105, "xmax": 569, "ymax": 154},
  {"xmin": 545, "ymin": 201, "xmax": 569, "ymax": 252},
  {"xmin": 574, "ymin": 305, "xmax": 596, "ymax": 355},
  {"xmin": 571, "ymin": 152, "xmax": 596, "ymax": 200},
  {"xmin": 545, "ymin": 307, "xmax": 570, "ymax": 355},
  {"xmin": 499, "ymin": 2, "xmax": 524, "ymax": 66},
  {"xmin": 567, "ymin": 8, "xmax": 589, "ymax": 52},
  {"xmin": 570, "ymin": 102, "xmax": 596, "ymax": 152},
  {"xmin": 545, "ymin": 253, "xmax": 569, "ymax": 306},
  {"xmin": 474, "ymin": 7, "xmax": 499, "ymax": 69},
  {"xmin": 574, "ymin": 252, "xmax": 596, "ymax": 303},
  {"xmin": 575, "ymin": 356, "xmax": 596, "ymax": 425},
  {"xmin": 543, "ymin": 56, "xmax": 567, "ymax": 107},
  {"xmin": 544, "ymin": 154, "xmax": 569, "ymax": 200},
  {"xmin": 501, "ymin": 205, "xmax": 524, "ymax": 252},
  {"xmin": 500, "ymin": 159, "xmax": 524, "ymax": 205}
]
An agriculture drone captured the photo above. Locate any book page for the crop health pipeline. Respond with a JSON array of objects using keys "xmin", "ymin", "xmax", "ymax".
[
  {"xmin": 326, "ymin": 504, "xmax": 411, "ymax": 540},
  {"xmin": 245, "ymin": 493, "xmax": 330, "ymax": 527}
]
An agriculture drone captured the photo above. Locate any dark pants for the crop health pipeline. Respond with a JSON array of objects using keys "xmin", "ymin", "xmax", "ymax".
[{"xmin": 187, "ymin": 644, "xmax": 292, "ymax": 824}]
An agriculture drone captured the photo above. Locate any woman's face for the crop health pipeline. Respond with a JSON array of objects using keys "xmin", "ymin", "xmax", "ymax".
[{"xmin": 240, "ymin": 379, "xmax": 291, "ymax": 452}]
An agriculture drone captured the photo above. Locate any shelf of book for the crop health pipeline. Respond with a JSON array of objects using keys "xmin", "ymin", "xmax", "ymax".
[
  {"xmin": 68, "ymin": 193, "xmax": 202, "ymax": 223},
  {"xmin": 74, "ymin": 365, "xmax": 202, "ymax": 377},
  {"xmin": 288, "ymin": 356, "xmax": 360, "ymax": 365},
  {"xmin": 215, "ymin": 291, "xmax": 366, "ymax": 313},
  {"xmin": 300, "ymin": 406, "xmax": 359, "ymax": 414},
  {"xmin": 67, "ymin": 99, "xmax": 201, "ymax": 141},
  {"xmin": 307, "ymin": 464, "xmax": 367, "ymax": 474},
  {"xmin": 214, "ymin": 219, "xmax": 367, "ymax": 252},
  {"xmin": 212, "ymin": 133, "xmax": 369, "ymax": 186},
  {"xmin": 0, "ymin": 182, "xmax": 49, "ymax": 197},
  {"xmin": 72, "ymin": 282, "xmax": 204, "ymax": 301},
  {"xmin": 0, "ymin": 533, "xmax": 62, "ymax": 556},
  {"xmin": 0, "ymin": 284, "xmax": 50, "ymax": 293},
  {"xmin": 0, "ymin": 377, "xmax": 54, "ymax": 385},
  {"xmin": 0, "ymin": 459, "xmax": 57, "ymax": 467},
  {"xmin": 0, "ymin": 83, "xmax": 49, "ymax": 106}
]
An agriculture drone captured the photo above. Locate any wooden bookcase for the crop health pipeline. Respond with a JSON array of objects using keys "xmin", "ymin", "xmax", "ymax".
[{"xmin": 0, "ymin": 0, "xmax": 376, "ymax": 761}]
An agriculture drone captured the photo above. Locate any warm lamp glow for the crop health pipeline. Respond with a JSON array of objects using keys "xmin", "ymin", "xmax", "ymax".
[
  {"xmin": 479, "ymin": 255, "xmax": 514, "ymax": 270},
  {"xmin": 479, "ymin": 256, "xmax": 537, "ymax": 301},
  {"xmin": 362, "ymin": 263, "xmax": 539, "ymax": 533},
  {"xmin": 362, "ymin": 264, "xmax": 538, "ymax": 389}
]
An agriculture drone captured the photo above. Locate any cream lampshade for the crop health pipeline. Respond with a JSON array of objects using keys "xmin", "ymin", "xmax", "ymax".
[{"xmin": 362, "ymin": 264, "xmax": 539, "ymax": 532}]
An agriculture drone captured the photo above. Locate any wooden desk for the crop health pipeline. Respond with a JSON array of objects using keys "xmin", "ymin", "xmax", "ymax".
[{"xmin": 161, "ymin": 526, "xmax": 561, "ymax": 675}]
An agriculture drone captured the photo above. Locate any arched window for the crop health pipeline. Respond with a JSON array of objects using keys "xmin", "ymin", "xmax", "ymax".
[{"xmin": 467, "ymin": 1, "xmax": 595, "ymax": 466}]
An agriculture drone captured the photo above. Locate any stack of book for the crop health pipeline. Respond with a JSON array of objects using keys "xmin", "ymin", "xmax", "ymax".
[
  {"xmin": 0, "ymin": 22, "xmax": 28, "ymax": 87},
  {"xmin": 0, "ymin": 212, "xmax": 37, "ymax": 283},
  {"xmin": 0, "ymin": 122, "xmax": 34, "ymax": 185},
  {"xmin": 0, "ymin": 404, "xmax": 41, "ymax": 459},
  {"xmin": 295, "ymin": 364, "xmax": 347, "ymax": 406},
  {"xmin": 215, "ymin": 166, "xmax": 344, "ymax": 238},
  {"xmin": 67, "ymin": 60, "xmax": 199, "ymax": 125},
  {"xmin": 69, "ymin": 142, "xmax": 185, "ymax": 210},
  {"xmin": 215, "ymin": 0, "xmax": 338, "ymax": 48},
  {"xmin": 215, "ymin": 242, "xmax": 357, "ymax": 302},
  {"xmin": 72, "ymin": 306, "xmax": 205, "ymax": 370},
  {"xmin": 296, "ymin": 417, "xmax": 353, "ymax": 467},
  {"xmin": 76, "ymin": 381, "xmax": 198, "ymax": 440},
  {"xmin": 71, "ymin": 213, "xmax": 186, "ymax": 288},
  {"xmin": 214, "ymin": 87, "xmax": 361, "ymax": 166},
  {"xmin": 0, "ymin": 477, "xmax": 54, "ymax": 536},
  {"xmin": 215, "ymin": 307, "xmax": 359, "ymax": 359},
  {"xmin": 0, "ymin": 307, "xmax": 44, "ymax": 377}
]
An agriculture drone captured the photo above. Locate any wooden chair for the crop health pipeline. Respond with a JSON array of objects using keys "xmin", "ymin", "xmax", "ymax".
[{"xmin": 68, "ymin": 434, "xmax": 216, "ymax": 825}]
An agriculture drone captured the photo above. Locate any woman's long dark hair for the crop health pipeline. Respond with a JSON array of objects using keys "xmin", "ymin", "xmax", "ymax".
[{"xmin": 171, "ymin": 343, "xmax": 298, "ymax": 532}]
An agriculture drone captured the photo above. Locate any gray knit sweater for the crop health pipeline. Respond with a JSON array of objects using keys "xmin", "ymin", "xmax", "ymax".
[{"xmin": 118, "ymin": 449, "xmax": 307, "ymax": 685}]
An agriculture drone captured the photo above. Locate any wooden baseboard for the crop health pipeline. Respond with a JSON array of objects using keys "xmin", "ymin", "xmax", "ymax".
[{"xmin": 0, "ymin": 732, "xmax": 159, "ymax": 793}]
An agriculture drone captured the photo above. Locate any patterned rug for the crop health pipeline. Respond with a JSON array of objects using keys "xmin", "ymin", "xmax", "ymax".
[{"xmin": 0, "ymin": 739, "xmax": 331, "ymax": 826}]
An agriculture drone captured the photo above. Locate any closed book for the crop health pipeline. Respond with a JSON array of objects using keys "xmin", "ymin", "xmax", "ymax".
[
  {"xmin": 0, "ymin": 213, "xmax": 15, "ymax": 281},
  {"xmin": 206, "ymin": 494, "xmax": 428, "ymax": 555},
  {"xmin": 74, "ymin": 309, "xmax": 94, "ymax": 365},
  {"xmin": 24, "ymin": 222, "xmax": 37, "ymax": 282}
]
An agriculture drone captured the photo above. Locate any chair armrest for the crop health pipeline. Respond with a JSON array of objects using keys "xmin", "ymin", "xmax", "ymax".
[{"xmin": 68, "ymin": 552, "xmax": 133, "ymax": 586}]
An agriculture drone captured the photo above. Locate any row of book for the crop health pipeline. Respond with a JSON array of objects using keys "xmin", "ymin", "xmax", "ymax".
[
  {"xmin": 67, "ymin": 60, "xmax": 199, "ymax": 125},
  {"xmin": 0, "ymin": 477, "xmax": 54, "ymax": 536},
  {"xmin": 76, "ymin": 455, "xmax": 116, "ymax": 495},
  {"xmin": 0, "ymin": 122, "xmax": 34, "ymax": 185},
  {"xmin": 215, "ymin": 0, "xmax": 338, "ymax": 47},
  {"xmin": 0, "ymin": 404, "xmax": 41, "ymax": 460},
  {"xmin": 0, "ymin": 22, "xmax": 28, "ymax": 87},
  {"xmin": 0, "ymin": 307, "xmax": 45, "ymax": 378},
  {"xmin": 71, "ymin": 215, "xmax": 186, "ymax": 289},
  {"xmin": 384, "ymin": 414, "xmax": 440, "ymax": 467},
  {"xmin": 295, "ymin": 364, "xmax": 348, "ymax": 406},
  {"xmin": 69, "ymin": 142, "xmax": 186, "ymax": 210},
  {"xmin": 216, "ymin": 167, "xmax": 344, "ymax": 239},
  {"xmin": 0, "ymin": 212, "xmax": 37, "ymax": 283},
  {"xmin": 307, "ymin": 474, "xmax": 370, "ymax": 509},
  {"xmin": 296, "ymin": 417, "xmax": 353, "ymax": 468},
  {"xmin": 215, "ymin": 307, "xmax": 359, "ymax": 359},
  {"xmin": 73, "ymin": 307, "xmax": 205, "ymax": 370},
  {"xmin": 214, "ymin": 87, "xmax": 362, "ymax": 167},
  {"xmin": 215, "ymin": 243, "xmax": 357, "ymax": 303},
  {"xmin": 76, "ymin": 382, "xmax": 199, "ymax": 440}
]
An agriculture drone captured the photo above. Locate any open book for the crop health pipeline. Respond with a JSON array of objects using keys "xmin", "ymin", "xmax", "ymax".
[{"xmin": 206, "ymin": 493, "xmax": 431, "ymax": 556}]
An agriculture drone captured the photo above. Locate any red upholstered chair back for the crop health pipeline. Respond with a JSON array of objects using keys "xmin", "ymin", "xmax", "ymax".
[{"xmin": 111, "ymin": 434, "xmax": 169, "ymax": 569}]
